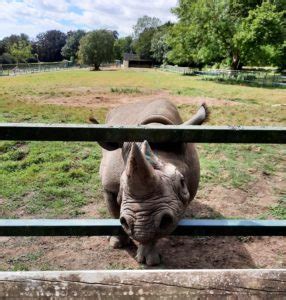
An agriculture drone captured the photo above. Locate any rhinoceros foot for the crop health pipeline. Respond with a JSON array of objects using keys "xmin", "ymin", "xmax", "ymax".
[
  {"xmin": 136, "ymin": 243, "xmax": 161, "ymax": 266},
  {"xmin": 108, "ymin": 236, "xmax": 130, "ymax": 249}
]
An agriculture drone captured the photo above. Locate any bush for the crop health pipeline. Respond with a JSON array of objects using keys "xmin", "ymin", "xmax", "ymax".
[{"xmin": 0, "ymin": 53, "xmax": 16, "ymax": 64}]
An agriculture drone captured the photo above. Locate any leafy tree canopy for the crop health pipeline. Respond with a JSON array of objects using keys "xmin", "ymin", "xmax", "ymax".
[
  {"xmin": 61, "ymin": 30, "xmax": 86, "ymax": 61},
  {"xmin": 9, "ymin": 40, "xmax": 32, "ymax": 64},
  {"xmin": 133, "ymin": 15, "xmax": 162, "ymax": 39},
  {"xmin": 35, "ymin": 30, "xmax": 66, "ymax": 62},
  {"xmin": 133, "ymin": 28, "xmax": 156, "ymax": 59},
  {"xmin": 0, "ymin": 34, "xmax": 29, "ymax": 56},
  {"xmin": 114, "ymin": 36, "xmax": 133, "ymax": 60},
  {"xmin": 78, "ymin": 30, "xmax": 115, "ymax": 70},
  {"xmin": 151, "ymin": 22, "xmax": 173, "ymax": 64},
  {"xmin": 168, "ymin": 0, "xmax": 285, "ymax": 69}
]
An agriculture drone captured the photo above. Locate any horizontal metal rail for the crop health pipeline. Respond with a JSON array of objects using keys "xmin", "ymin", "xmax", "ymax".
[
  {"xmin": 0, "ymin": 123, "xmax": 285, "ymax": 143},
  {"xmin": 0, "ymin": 219, "xmax": 285, "ymax": 236}
]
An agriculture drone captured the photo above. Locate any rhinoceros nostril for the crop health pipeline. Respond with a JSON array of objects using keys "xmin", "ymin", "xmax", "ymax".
[
  {"xmin": 159, "ymin": 213, "xmax": 174, "ymax": 230},
  {"xmin": 120, "ymin": 216, "xmax": 129, "ymax": 230}
]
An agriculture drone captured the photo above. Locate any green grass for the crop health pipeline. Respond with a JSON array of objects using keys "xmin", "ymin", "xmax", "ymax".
[
  {"xmin": 270, "ymin": 195, "xmax": 286, "ymax": 219},
  {"xmin": 0, "ymin": 69, "xmax": 285, "ymax": 219},
  {"xmin": 110, "ymin": 87, "xmax": 141, "ymax": 94},
  {"xmin": 0, "ymin": 69, "xmax": 285, "ymax": 104}
]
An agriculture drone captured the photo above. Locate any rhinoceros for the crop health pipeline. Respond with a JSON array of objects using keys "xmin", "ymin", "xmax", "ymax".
[{"xmin": 90, "ymin": 99, "xmax": 209, "ymax": 265}]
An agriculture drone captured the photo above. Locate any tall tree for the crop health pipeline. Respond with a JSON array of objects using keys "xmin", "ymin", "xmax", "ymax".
[
  {"xmin": 133, "ymin": 15, "xmax": 162, "ymax": 39},
  {"xmin": 133, "ymin": 28, "xmax": 156, "ymax": 59},
  {"xmin": 9, "ymin": 40, "xmax": 32, "ymax": 64},
  {"xmin": 168, "ymin": 0, "xmax": 285, "ymax": 69},
  {"xmin": 35, "ymin": 30, "xmax": 66, "ymax": 62},
  {"xmin": 132, "ymin": 16, "xmax": 162, "ymax": 59},
  {"xmin": 234, "ymin": 2, "xmax": 285, "ymax": 69},
  {"xmin": 114, "ymin": 36, "xmax": 133, "ymax": 60},
  {"xmin": 61, "ymin": 30, "xmax": 86, "ymax": 61},
  {"xmin": 151, "ymin": 22, "xmax": 173, "ymax": 64},
  {"xmin": 0, "ymin": 34, "xmax": 30, "ymax": 56},
  {"xmin": 78, "ymin": 30, "xmax": 115, "ymax": 70}
]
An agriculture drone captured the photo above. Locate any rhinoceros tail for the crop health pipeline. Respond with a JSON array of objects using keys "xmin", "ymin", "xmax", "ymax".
[{"xmin": 183, "ymin": 102, "xmax": 210, "ymax": 125}]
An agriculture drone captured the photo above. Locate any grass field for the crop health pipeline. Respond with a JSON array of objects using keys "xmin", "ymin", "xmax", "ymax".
[{"xmin": 0, "ymin": 69, "xmax": 285, "ymax": 270}]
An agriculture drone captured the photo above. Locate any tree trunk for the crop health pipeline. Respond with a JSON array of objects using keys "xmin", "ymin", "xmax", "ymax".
[
  {"xmin": 92, "ymin": 64, "xmax": 100, "ymax": 71},
  {"xmin": 231, "ymin": 53, "xmax": 242, "ymax": 70}
]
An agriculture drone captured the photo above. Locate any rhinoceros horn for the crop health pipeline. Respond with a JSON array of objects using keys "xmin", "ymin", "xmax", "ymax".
[{"xmin": 126, "ymin": 143, "xmax": 156, "ymax": 195}]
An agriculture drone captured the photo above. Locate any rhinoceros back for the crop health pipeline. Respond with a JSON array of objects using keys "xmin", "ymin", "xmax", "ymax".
[{"xmin": 99, "ymin": 99, "xmax": 199, "ymax": 197}]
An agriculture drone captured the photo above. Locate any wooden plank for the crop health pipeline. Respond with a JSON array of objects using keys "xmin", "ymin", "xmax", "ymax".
[
  {"xmin": 0, "ymin": 269, "xmax": 285, "ymax": 299},
  {"xmin": 0, "ymin": 219, "xmax": 285, "ymax": 236},
  {"xmin": 0, "ymin": 123, "xmax": 285, "ymax": 143}
]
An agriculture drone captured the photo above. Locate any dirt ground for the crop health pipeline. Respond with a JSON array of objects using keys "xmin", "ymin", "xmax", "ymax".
[
  {"xmin": 26, "ymin": 88, "xmax": 241, "ymax": 109},
  {"xmin": 1, "ymin": 175, "xmax": 285, "ymax": 270},
  {"xmin": 1, "ymin": 91, "xmax": 285, "ymax": 271}
]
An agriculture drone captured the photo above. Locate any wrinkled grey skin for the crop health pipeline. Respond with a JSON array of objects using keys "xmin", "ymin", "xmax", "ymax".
[{"xmin": 94, "ymin": 99, "xmax": 209, "ymax": 266}]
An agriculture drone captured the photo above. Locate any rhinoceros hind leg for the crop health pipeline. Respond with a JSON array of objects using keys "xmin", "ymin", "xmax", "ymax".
[{"xmin": 136, "ymin": 242, "xmax": 161, "ymax": 266}]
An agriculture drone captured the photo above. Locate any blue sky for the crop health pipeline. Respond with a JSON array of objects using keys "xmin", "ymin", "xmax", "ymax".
[{"xmin": 0, "ymin": 0, "xmax": 177, "ymax": 39}]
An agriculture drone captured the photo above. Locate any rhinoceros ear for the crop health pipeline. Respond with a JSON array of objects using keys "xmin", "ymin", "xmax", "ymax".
[
  {"xmin": 98, "ymin": 142, "xmax": 122, "ymax": 151},
  {"xmin": 126, "ymin": 143, "xmax": 156, "ymax": 195},
  {"xmin": 89, "ymin": 116, "xmax": 122, "ymax": 151},
  {"xmin": 140, "ymin": 140, "xmax": 162, "ymax": 168}
]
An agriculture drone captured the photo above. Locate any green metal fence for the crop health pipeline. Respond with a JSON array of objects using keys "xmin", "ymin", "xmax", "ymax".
[{"xmin": 0, "ymin": 123, "xmax": 285, "ymax": 237}]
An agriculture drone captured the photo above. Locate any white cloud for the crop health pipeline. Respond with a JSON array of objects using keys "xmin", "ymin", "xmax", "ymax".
[{"xmin": 0, "ymin": 0, "xmax": 178, "ymax": 39}]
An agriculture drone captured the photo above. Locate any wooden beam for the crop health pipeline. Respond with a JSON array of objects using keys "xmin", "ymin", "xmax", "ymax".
[
  {"xmin": 0, "ymin": 123, "xmax": 285, "ymax": 143},
  {"xmin": 0, "ymin": 219, "xmax": 285, "ymax": 236},
  {"xmin": 0, "ymin": 270, "xmax": 285, "ymax": 298}
]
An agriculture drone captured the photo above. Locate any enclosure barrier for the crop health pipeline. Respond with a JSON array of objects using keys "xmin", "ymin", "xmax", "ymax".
[
  {"xmin": 0, "ymin": 123, "xmax": 286, "ymax": 298},
  {"xmin": 160, "ymin": 64, "xmax": 286, "ymax": 86}
]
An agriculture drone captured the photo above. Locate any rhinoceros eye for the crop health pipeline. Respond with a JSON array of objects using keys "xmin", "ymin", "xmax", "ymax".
[{"xmin": 178, "ymin": 176, "xmax": 189, "ymax": 204}]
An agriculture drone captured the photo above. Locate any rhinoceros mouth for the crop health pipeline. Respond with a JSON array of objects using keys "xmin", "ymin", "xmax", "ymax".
[{"xmin": 131, "ymin": 232, "xmax": 156, "ymax": 243}]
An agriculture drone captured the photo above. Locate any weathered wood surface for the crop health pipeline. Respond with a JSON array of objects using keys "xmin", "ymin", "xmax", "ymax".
[
  {"xmin": 0, "ymin": 270, "xmax": 286, "ymax": 299},
  {"xmin": 0, "ymin": 219, "xmax": 286, "ymax": 236},
  {"xmin": 0, "ymin": 123, "xmax": 285, "ymax": 144}
]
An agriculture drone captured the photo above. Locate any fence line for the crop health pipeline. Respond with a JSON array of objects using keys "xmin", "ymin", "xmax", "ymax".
[
  {"xmin": 0, "ymin": 61, "xmax": 78, "ymax": 76},
  {"xmin": 160, "ymin": 65, "xmax": 286, "ymax": 87},
  {"xmin": 1, "ymin": 123, "xmax": 285, "ymax": 144},
  {"xmin": 0, "ymin": 219, "xmax": 285, "ymax": 237}
]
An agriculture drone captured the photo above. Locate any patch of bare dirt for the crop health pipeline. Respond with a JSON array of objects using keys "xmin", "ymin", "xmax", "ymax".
[
  {"xmin": 191, "ymin": 174, "xmax": 284, "ymax": 219},
  {"xmin": 26, "ymin": 89, "xmax": 240, "ymax": 109},
  {"xmin": 0, "ymin": 175, "xmax": 285, "ymax": 270}
]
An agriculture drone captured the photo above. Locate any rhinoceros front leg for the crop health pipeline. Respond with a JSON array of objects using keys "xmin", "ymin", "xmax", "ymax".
[
  {"xmin": 136, "ymin": 241, "xmax": 161, "ymax": 266},
  {"xmin": 103, "ymin": 190, "xmax": 130, "ymax": 248}
]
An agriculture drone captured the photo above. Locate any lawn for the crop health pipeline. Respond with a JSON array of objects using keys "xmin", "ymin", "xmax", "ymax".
[{"xmin": 0, "ymin": 68, "xmax": 285, "ymax": 270}]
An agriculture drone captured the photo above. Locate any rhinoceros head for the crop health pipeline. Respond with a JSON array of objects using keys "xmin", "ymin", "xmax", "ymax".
[{"xmin": 117, "ymin": 141, "xmax": 190, "ymax": 243}]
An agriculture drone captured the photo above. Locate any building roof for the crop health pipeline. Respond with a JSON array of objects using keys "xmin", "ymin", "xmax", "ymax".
[{"xmin": 123, "ymin": 53, "xmax": 152, "ymax": 62}]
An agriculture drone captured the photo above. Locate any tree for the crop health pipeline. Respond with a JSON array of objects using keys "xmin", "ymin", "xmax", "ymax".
[
  {"xmin": 78, "ymin": 30, "xmax": 115, "ymax": 70},
  {"xmin": 132, "ymin": 16, "xmax": 163, "ymax": 59},
  {"xmin": 133, "ymin": 28, "xmax": 156, "ymax": 59},
  {"xmin": 61, "ymin": 30, "xmax": 86, "ymax": 61},
  {"xmin": 9, "ymin": 40, "xmax": 32, "ymax": 64},
  {"xmin": 0, "ymin": 53, "xmax": 15, "ymax": 64},
  {"xmin": 0, "ymin": 34, "xmax": 30, "ymax": 56},
  {"xmin": 35, "ymin": 30, "xmax": 66, "ymax": 62},
  {"xmin": 234, "ymin": 2, "xmax": 285, "ymax": 69},
  {"xmin": 168, "ymin": 0, "xmax": 285, "ymax": 69},
  {"xmin": 133, "ymin": 15, "xmax": 162, "ymax": 39},
  {"xmin": 151, "ymin": 22, "xmax": 173, "ymax": 64},
  {"xmin": 114, "ymin": 36, "xmax": 133, "ymax": 60}
]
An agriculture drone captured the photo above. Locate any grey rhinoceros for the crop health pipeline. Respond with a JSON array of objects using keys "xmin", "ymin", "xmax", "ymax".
[{"xmin": 90, "ymin": 99, "xmax": 209, "ymax": 265}]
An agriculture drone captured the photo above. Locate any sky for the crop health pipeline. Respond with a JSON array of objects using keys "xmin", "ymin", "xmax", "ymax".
[{"xmin": 0, "ymin": 0, "xmax": 178, "ymax": 39}]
